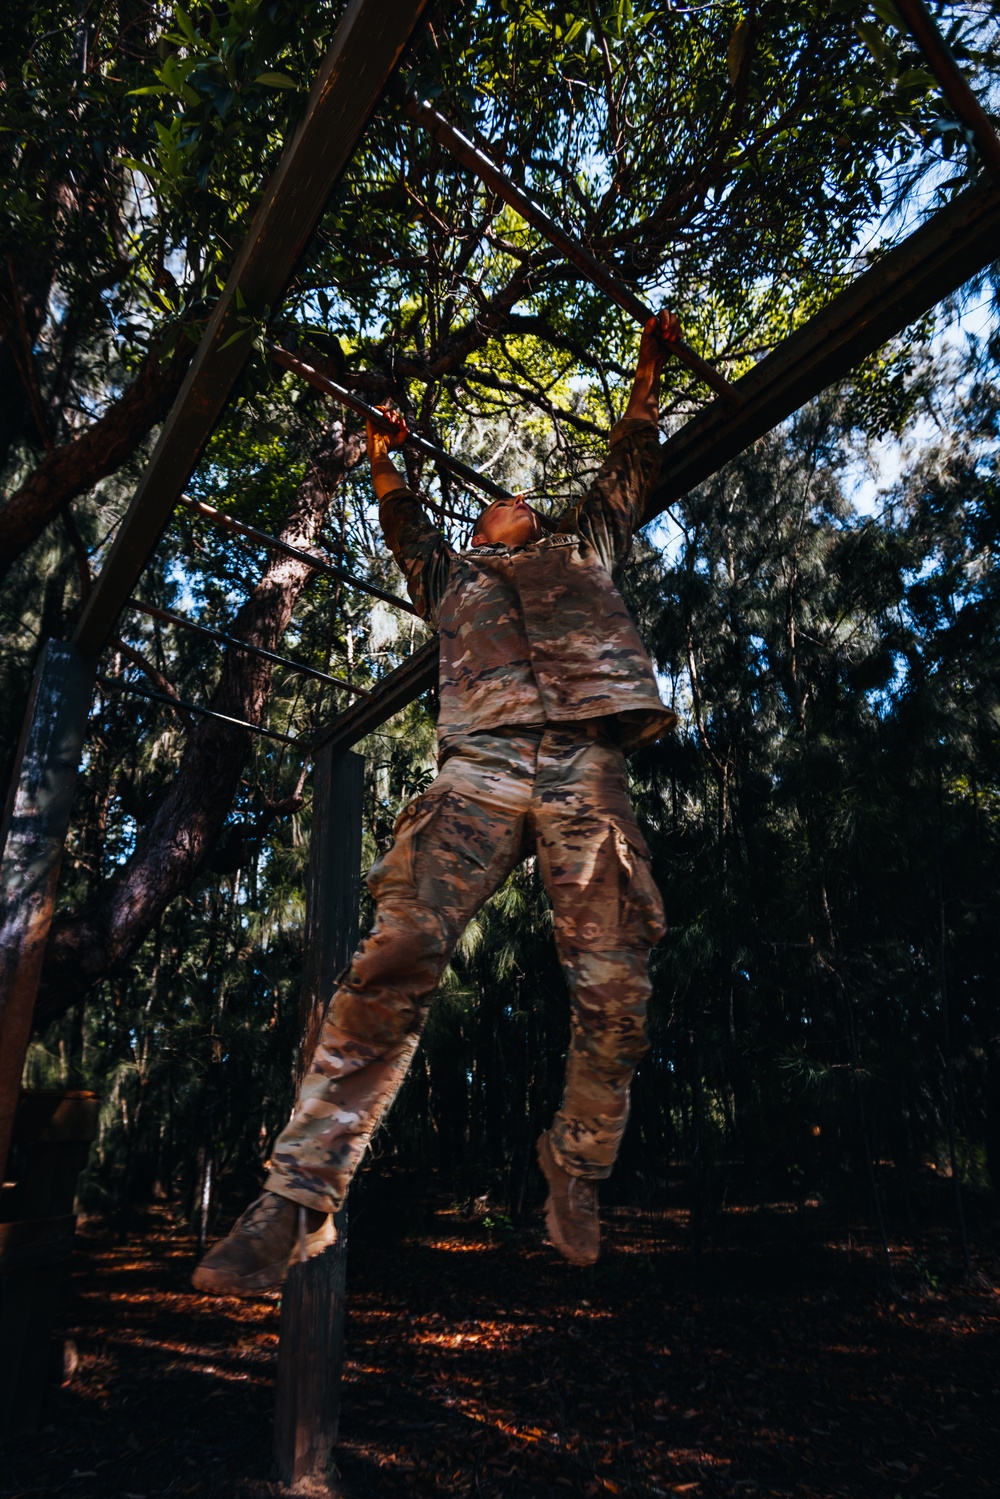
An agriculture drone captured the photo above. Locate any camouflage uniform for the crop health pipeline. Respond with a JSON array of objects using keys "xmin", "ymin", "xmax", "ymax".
[{"xmin": 265, "ymin": 417, "xmax": 674, "ymax": 1212}]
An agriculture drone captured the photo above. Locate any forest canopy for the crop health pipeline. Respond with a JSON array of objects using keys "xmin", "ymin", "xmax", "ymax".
[{"xmin": 1, "ymin": 0, "xmax": 999, "ymax": 1256}]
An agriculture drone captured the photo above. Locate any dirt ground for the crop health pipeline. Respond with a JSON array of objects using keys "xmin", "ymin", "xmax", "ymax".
[{"xmin": 2, "ymin": 1190, "xmax": 998, "ymax": 1498}]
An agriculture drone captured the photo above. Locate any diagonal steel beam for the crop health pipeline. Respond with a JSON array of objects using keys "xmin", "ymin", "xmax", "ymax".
[
  {"xmin": 403, "ymin": 92, "xmax": 740, "ymax": 405},
  {"xmin": 73, "ymin": 0, "xmax": 431, "ymax": 658}
]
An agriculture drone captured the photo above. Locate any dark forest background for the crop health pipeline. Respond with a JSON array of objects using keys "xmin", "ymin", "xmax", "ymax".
[{"xmin": 2, "ymin": 0, "xmax": 999, "ymax": 1279}]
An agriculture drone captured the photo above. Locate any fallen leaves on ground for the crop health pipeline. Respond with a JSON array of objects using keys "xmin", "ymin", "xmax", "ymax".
[{"xmin": 2, "ymin": 1195, "xmax": 998, "ymax": 1498}]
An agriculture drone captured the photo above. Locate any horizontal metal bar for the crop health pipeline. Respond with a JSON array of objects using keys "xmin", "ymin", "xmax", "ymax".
[
  {"xmin": 178, "ymin": 495, "xmax": 416, "ymax": 614},
  {"xmin": 98, "ymin": 675, "xmax": 302, "ymax": 745},
  {"xmin": 894, "ymin": 0, "xmax": 1000, "ymax": 181},
  {"xmin": 127, "ymin": 600, "xmax": 370, "ymax": 697},
  {"xmin": 313, "ymin": 637, "xmax": 438, "ymax": 752},
  {"xmin": 403, "ymin": 93, "xmax": 740, "ymax": 405},
  {"xmin": 270, "ymin": 345, "xmax": 516, "ymax": 502}
]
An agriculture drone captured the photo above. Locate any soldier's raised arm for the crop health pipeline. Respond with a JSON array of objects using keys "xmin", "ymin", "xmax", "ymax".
[
  {"xmin": 367, "ymin": 407, "xmax": 452, "ymax": 623},
  {"xmin": 556, "ymin": 309, "xmax": 679, "ymax": 576}
]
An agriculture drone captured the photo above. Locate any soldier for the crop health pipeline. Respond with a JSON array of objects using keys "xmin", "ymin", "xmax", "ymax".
[{"xmin": 193, "ymin": 310, "xmax": 679, "ymax": 1293}]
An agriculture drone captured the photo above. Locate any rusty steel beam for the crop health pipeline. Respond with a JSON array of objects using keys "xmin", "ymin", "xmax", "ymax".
[{"xmin": 403, "ymin": 92, "xmax": 740, "ymax": 405}]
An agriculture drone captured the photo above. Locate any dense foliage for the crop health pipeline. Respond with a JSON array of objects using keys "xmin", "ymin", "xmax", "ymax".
[{"xmin": 2, "ymin": 0, "xmax": 999, "ymax": 1262}]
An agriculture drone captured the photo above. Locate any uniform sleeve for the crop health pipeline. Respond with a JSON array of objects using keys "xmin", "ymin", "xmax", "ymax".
[
  {"xmin": 378, "ymin": 486, "xmax": 453, "ymax": 623},
  {"xmin": 553, "ymin": 417, "xmax": 663, "ymax": 576}
]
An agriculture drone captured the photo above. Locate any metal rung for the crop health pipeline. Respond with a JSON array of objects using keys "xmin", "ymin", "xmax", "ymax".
[{"xmin": 127, "ymin": 600, "xmax": 369, "ymax": 697}]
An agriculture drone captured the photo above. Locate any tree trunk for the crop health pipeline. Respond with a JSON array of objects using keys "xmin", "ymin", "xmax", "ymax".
[{"xmin": 34, "ymin": 420, "xmax": 365, "ymax": 1025}]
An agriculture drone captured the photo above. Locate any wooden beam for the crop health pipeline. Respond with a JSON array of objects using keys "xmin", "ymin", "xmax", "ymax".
[
  {"xmin": 310, "ymin": 176, "xmax": 1000, "ymax": 751},
  {"xmin": 72, "ymin": 0, "xmax": 431, "ymax": 658},
  {"xmin": 274, "ymin": 748, "xmax": 364, "ymax": 1487},
  {"xmin": 314, "ymin": 638, "xmax": 438, "ymax": 753},
  {"xmin": 0, "ymin": 643, "xmax": 94, "ymax": 1180}
]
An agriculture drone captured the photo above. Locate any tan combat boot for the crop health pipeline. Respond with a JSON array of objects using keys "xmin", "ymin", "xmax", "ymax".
[
  {"xmin": 536, "ymin": 1130, "xmax": 600, "ymax": 1266},
  {"xmin": 191, "ymin": 1190, "xmax": 334, "ymax": 1296}
]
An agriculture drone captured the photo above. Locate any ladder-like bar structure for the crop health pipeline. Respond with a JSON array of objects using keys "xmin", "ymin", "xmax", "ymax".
[
  {"xmin": 127, "ymin": 600, "xmax": 370, "ymax": 697},
  {"xmin": 99, "ymin": 677, "xmax": 303, "ymax": 745},
  {"xmin": 179, "ymin": 495, "xmax": 415, "ymax": 614},
  {"xmin": 403, "ymin": 92, "xmax": 740, "ymax": 405}
]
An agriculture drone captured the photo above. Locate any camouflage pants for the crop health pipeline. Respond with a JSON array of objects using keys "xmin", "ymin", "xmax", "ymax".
[{"xmin": 265, "ymin": 723, "xmax": 666, "ymax": 1212}]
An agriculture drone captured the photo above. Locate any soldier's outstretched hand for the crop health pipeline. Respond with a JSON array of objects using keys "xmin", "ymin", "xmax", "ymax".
[
  {"xmin": 366, "ymin": 405, "xmax": 408, "ymax": 463},
  {"xmin": 639, "ymin": 308, "xmax": 680, "ymax": 364}
]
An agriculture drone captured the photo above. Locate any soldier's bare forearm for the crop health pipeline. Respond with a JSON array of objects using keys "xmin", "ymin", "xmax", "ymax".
[
  {"xmin": 623, "ymin": 310, "xmax": 679, "ymax": 425},
  {"xmin": 371, "ymin": 452, "xmax": 406, "ymax": 500}
]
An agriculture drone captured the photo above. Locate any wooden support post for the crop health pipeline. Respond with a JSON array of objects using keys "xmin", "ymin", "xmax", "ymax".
[
  {"xmin": 0, "ymin": 642, "xmax": 94, "ymax": 1182},
  {"xmin": 274, "ymin": 748, "xmax": 364, "ymax": 1489}
]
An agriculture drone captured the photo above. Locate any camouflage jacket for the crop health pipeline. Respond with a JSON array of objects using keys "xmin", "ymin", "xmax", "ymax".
[{"xmin": 379, "ymin": 416, "xmax": 677, "ymax": 754}]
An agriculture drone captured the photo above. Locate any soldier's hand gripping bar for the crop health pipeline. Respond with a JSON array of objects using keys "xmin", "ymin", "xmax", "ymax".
[
  {"xmin": 269, "ymin": 344, "xmax": 516, "ymax": 510},
  {"xmin": 403, "ymin": 93, "xmax": 741, "ymax": 406}
]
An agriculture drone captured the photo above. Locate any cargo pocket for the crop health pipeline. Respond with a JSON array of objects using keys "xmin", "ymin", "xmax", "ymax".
[
  {"xmin": 367, "ymin": 786, "xmax": 507, "ymax": 916},
  {"xmin": 612, "ymin": 823, "xmax": 667, "ymax": 947},
  {"xmin": 366, "ymin": 789, "xmax": 450, "ymax": 903}
]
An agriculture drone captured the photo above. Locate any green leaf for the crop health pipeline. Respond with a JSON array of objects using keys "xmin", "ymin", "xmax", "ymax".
[
  {"xmin": 856, "ymin": 20, "xmax": 888, "ymax": 67},
  {"xmin": 254, "ymin": 71, "xmax": 297, "ymax": 89},
  {"xmin": 728, "ymin": 18, "xmax": 750, "ymax": 88},
  {"xmin": 173, "ymin": 4, "xmax": 200, "ymax": 46}
]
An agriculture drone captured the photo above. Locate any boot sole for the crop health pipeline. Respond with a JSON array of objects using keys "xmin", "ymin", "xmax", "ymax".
[
  {"xmin": 536, "ymin": 1134, "xmax": 600, "ymax": 1267},
  {"xmin": 190, "ymin": 1216, "xmax": 336, "ymax": 1297}
]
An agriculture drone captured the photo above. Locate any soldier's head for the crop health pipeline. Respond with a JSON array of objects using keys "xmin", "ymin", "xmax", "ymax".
[{"xmin": 471, "ymin": 493, "xmax": 544, "ymax": 549}]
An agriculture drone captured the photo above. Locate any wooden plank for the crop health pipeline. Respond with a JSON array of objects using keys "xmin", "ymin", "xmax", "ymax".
[
  {"xmin": 0, "ymin": 642, "xmax": 95, "ymax": 1182},
  {"xmin": 273, "ymin": 749, "xmax": 364, "ymax": 1487},
  {"xmin": 73, "ymin": 0, "xmax": 431, "ymax": 658}
]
